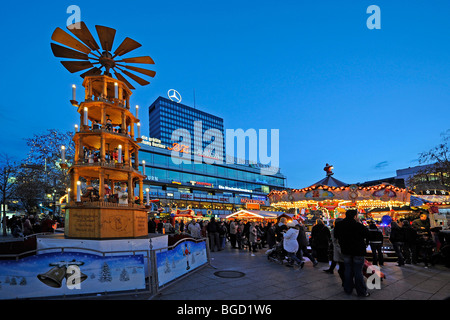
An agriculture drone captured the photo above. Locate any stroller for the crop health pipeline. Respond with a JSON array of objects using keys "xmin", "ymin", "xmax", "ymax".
[{"xmin": 266, "ymin": 242, "xmax": 297, "ymax": 266}]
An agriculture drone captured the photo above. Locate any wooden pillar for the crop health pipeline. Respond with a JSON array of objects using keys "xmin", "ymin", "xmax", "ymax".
[
  {"xmin": 124, "ymin": 142, "xmax": 130, "ymax": 166},
  {"xmin": 103, "ymin": 78, "xmax": 108, "ymax": 98},
  {"xmin": 121, "ymin": 111, "xmax": 126, "ymax": 134},
  {"xmin": 79, "ymin": 112, "xmax": 83, "ymax": 131},
  {"xmin": 134, "ymin": 148, "xmax": 139, "ymax": 170},
  {"xmin": 99, "ymin": 169, "xmax": 105, "ymax": 201},
  {"xmin": 119, "ymin": 85, "xmax": 123, "ymax": 101},
  {"xmin": 78, "ymin": 136, "xmax": 84, "ymax": 162},
  {"xmin": 85, "ymin": 84, "xmax": 89, "ymax": 101},
  {"xmin": 73, "ymin": 169, "xmax": 79, "ymax": 202},
  {"xmin": 139, "ymin": 178, "xmax": 144, "ymax": 205},
  {"xmin": 130, "ymin": 120, "xmax": 135, "ymax": 138},
  {"xmin": 128, "ymin": 173, "xmax": 133, "ymax": 204},
  {"xmin": 74, "ymin": 139, "xmax": 80, "ymax": 163},
  {"xmin": 101, "ymin": 106, "xmax": 105, "ymax": 126},
  {"xmin": 69, "ymin": 170, "xmax": 75, "ymax": 203},
  {"xmin": 100, "ymin": 135, "xmax": 106, "ymax": 162},
  {"xmin": 88, "ymin": 80, "xmax": 92, "ymax": 99}
]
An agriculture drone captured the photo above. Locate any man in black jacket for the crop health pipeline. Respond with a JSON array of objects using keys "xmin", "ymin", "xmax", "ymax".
[
  {"xmin": 207, "ymin": 217, "xmax": 221, "ymax": 252},
  {"xmin": 367, "ymin": 222, "xmax": 384, "ymax": 267},
  {"xmin": 401, "ymin": 220, "xmax": 418, "ymax": 264},
  {"xmin": 334, "ymin": 209, "xmax": 370, "ymax": 297}
]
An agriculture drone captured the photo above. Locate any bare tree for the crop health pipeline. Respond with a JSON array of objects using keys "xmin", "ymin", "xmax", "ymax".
[
  {"xmin": 0, "ymin": 154, "xmax": 19, "ymax": 236},
  {"xmin": 14, "ymin": 164, "xmax": 46, "ymax": 216},
  {"xmin": 23, "ymin": 129, "xmax": 74, "ymax": 210},
  {"xmin": 412, "ymin": 129, "xmax": 450, "ymax": 189}
]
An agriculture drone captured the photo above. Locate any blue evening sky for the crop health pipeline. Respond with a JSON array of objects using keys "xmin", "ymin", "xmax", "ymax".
[{"xmin": 1, "ymin": 0, "xmax": 448, "ymax": 188}]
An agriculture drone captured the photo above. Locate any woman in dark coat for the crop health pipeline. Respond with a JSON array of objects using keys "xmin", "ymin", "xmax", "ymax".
[
  {"xmin": 390, "ymin": 221, "xmax": 405, "ymax": 266},
  {"xmin": 266, "ymin": 222, "xmax": 276, "ymax": 249},
  {"xmin": 310, "ymin": 219, "xmax": 331, "ymax": 263},
  {"xmin": 297, "ymin": 221, "xmax": 318, "ymax": 266}
]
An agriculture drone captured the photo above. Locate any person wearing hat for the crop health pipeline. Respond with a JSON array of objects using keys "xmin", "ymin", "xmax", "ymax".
[{"xmin": 283, "ymin": 220, "xmax": 305, "ymax": 269}]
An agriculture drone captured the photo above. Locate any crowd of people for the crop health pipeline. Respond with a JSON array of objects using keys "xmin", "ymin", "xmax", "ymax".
[
  {"xmin": 147, "ymin": 210, "xmax": 450, "ymax": 298},
  {"xmin": 148, "ymin": 216, "xmax": 284, "ymax": 255},
  {"xmin": 321, "ymin": 210, "xmax": 449, "ymax": 297},
  {"xmin": 4, "ymin": 214, "xmax": 62, "ymax": 237}
]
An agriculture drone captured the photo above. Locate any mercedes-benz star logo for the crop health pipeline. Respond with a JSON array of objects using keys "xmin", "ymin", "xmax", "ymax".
[{"xmin": 167, "ymin": 89, "xmax": 182, "ymax": 103}]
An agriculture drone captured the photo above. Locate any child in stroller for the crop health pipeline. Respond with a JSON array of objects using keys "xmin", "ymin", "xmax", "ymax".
[{"xmin": 266, "ymin": 221, "xmax": 304, "ymax": 268}]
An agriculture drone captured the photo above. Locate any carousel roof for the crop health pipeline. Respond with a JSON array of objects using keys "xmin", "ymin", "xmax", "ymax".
[{"xmin": 309, "ymin": 175, "xmax": 347, "ymax": 188}]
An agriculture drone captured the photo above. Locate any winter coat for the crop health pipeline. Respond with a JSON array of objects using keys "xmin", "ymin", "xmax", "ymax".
[
  {"xmin": 249, "ymin": 225, "xmax": 258, "ymax": 244},
  {"xmin": 296, "ymin": 225, "xmax": 309, "ymax": 247},
  {"xmin": 283, "ymin": 227, "xmax": 299, "ymax": 253},
  {"xmin": 218, "ymin": 224, "xmax": 227, "ymax": 237},
  {"xmin": 229, "ymin": 221, "xmax": 237, "ymax": 235},
  {"xmin": 266, "ymin": 226, "xmax": 276, "ymax": 247},
  {"xmin": 334, "ymin": 217, "xmax": 369, "ymax": 256},
  {"xmin": 275, "ymin": 223, "xmax": 288, "ymax": 242},
  {"xmin": 207, "ymin": 220, "xmax": 218, "ymax": 233},
  {"xmin": 389, "ymin": 226, "xmax": 405, "ymax": 243},
  {"xmin": 311, "ymin": 224, "xmax": 331, "ymax": 249},
  {"xmin": 402, "ymin": 225, "xmax": 418, "ymax": 244},
  {"xmin": 148, "ymin": 219, "xmax": 156, "ymax": 233},
  {"xmin": 412, "ymin": 218, "xmax": 431, "ymax": 233},
  {"xmin": 188, "ymin": 223, "xmax": 201, "ymax": 238},
  {"xmin": 23, "ymin": 219, "xmax": 33, "ymax": 236},
  {"xmin": 367, "ymin": 228, "xmax": 384, "ymax": 244},
  {"xmin": 331, "ymin": 229, "xmax": 344, "ymax": 262}
]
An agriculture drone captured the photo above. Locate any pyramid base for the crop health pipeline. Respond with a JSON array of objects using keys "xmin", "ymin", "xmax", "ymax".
[{"xmin": 65, "ymin": 206, "xmax": 148, "ymax": 239}]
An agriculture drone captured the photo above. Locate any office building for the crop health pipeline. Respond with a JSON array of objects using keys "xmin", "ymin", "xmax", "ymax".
[
  {"xmin": 140, "ymin": 95, "xmax": 286, "ymax": 216},
  {"xmin": 148, "ymin": 96, "xmax": 225, "ymax": 158}
]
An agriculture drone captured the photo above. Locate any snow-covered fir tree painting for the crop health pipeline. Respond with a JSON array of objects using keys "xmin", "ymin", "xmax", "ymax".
[
  {"xmin": 120, "ymin": 269, "xmax": 130, "ymax": 282},
  {"xmin": 99, "ymin": 262, "xmax": 112, "ymax": 282},
  {"xmin": 164, "ymin": 257, "xmax": 171, "ymax": 273}
]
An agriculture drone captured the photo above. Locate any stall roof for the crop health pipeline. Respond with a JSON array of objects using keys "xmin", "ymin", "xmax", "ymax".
[{"xmin": 225, "ymin": 210, "xmax": 285, "ymax": 220}]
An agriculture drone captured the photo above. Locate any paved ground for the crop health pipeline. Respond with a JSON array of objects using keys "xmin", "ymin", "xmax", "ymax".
[
  {"xmin": 151, "ymin": 243, "xmax": 450, "ymax": 301},
  {"xmin": 3, "ymin": 233, "xmax": 448, "ymax": 302}
]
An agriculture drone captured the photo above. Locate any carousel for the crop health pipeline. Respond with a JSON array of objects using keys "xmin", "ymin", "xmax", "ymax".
[{"xmin": 268, "ymin": 164, "xmax": 414, "ymax": 226}]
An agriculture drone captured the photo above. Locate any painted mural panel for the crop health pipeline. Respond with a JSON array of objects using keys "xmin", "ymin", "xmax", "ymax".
[
  {"xmin": 156, "ymin": 240, "xmax": 207, "ymax": 287},
  {"xmin": 0, "ymin": 252, "xmax": 146, "ymax": 299}
]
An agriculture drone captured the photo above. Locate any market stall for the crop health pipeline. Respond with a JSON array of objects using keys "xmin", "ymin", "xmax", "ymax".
[{"xmin": 225, "ymin": 210, "xmax": 283, "ymax": 222}]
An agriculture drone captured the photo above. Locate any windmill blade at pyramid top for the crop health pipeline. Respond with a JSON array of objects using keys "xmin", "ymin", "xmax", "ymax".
[
  {"xmin": 80, "ymin": 67, "xmax": 103, "ymax": 78},
  {"xmin": 114, "ymin": 37, "xmax": 142, "ymax": 57},
  {"xmin": 95, "ymin": 25, "xmax": 116, "ymax": 52},
  {"xmin": 60, "ymin": 60, "xmax": 94, "ymax": 73},
  {"xmin": 116, "ymin": 67, "xmax": 150, "ymax": 86},
  {"xmin": 113, "ymin": 70, "xmax": 136, "ymax": 90},
  {"xmin": 51, "ymin": 27, "xmax": 91, "ymax": 54},
  {"xmin": 51, "ymin": 43, "xmax": 90, "ymax": 60},
  {"xmin": 67, "ymin": 21, "xmax": 100, "ymax": 52},
  {"xmin": 123, "ymin": 65, "xmax": 156, "ymax": 78},
  {"xmin": 118, "ymin": 56, "xmax": 155, "ymax": 64},
  {"xmin": 51, "ymin": 21, "xmax": 155, "ymax": 89}
]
